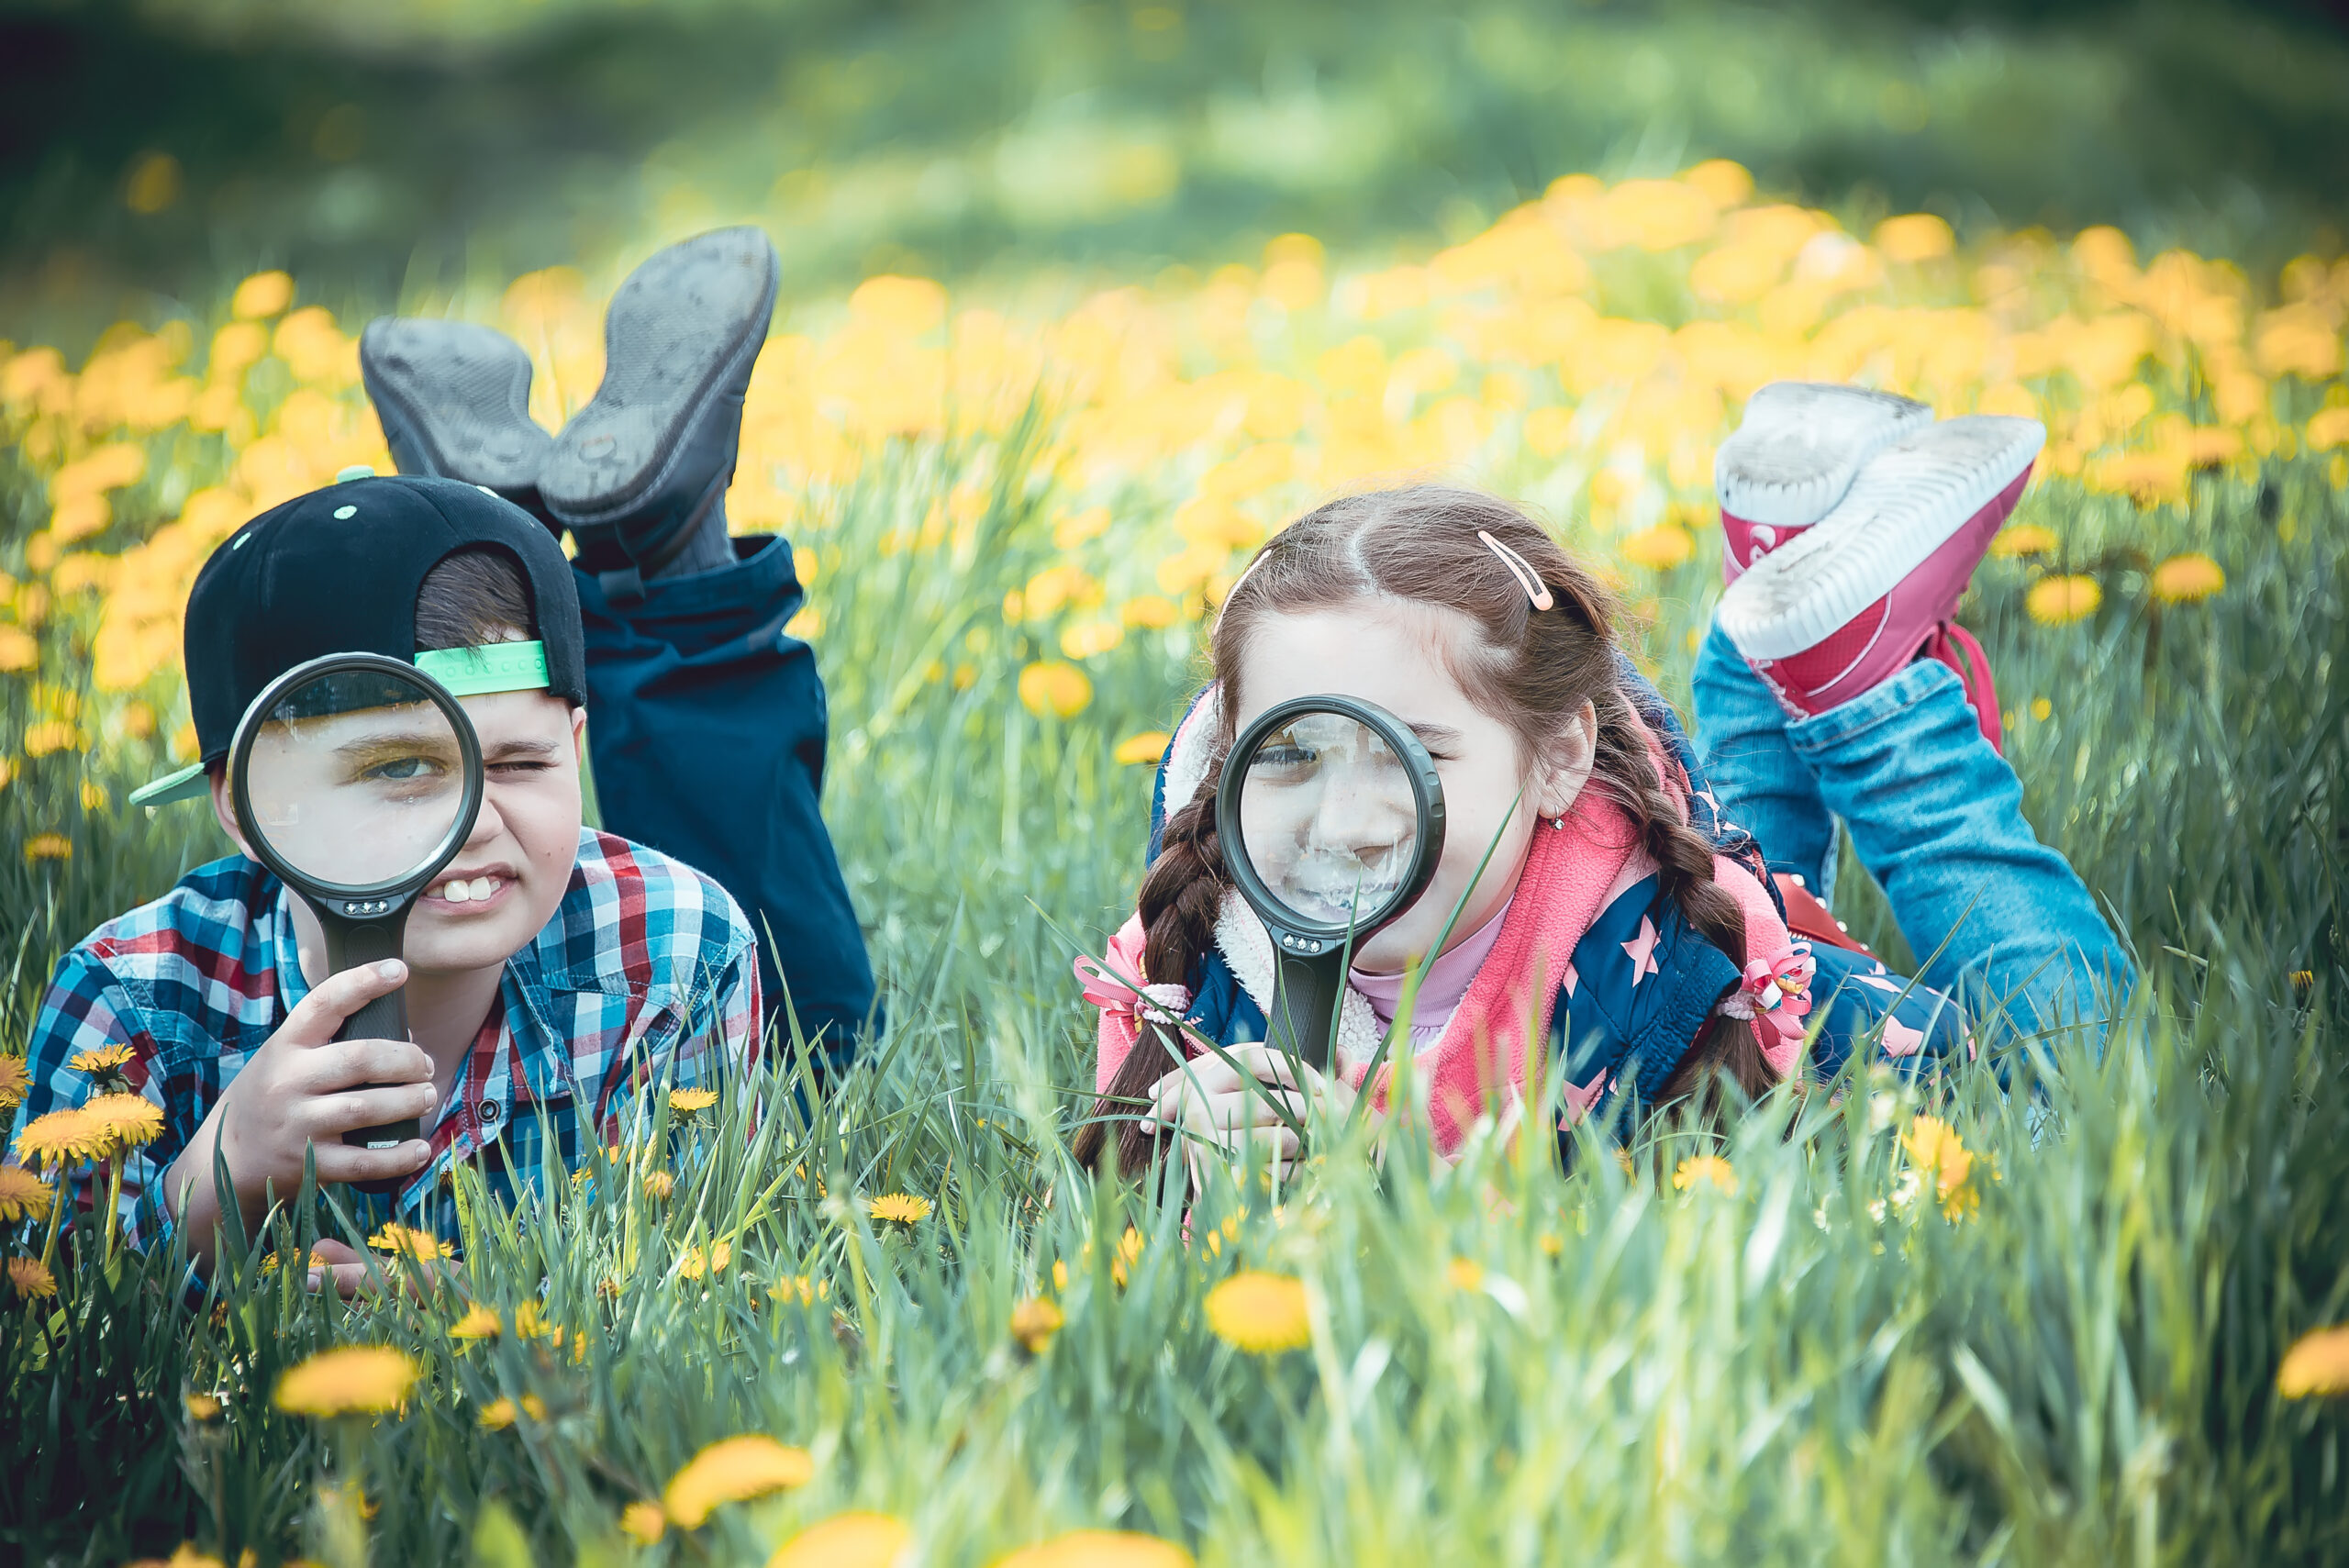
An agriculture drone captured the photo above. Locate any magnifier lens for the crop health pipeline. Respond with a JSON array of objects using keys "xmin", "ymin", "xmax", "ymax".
[
  {"xmin": 1237, "ymin": 711, "xmax": 1422, "ymax": 931},
  {"xmin": 242, "ymin": 668, "xmax": 469, "ymax": 890}
]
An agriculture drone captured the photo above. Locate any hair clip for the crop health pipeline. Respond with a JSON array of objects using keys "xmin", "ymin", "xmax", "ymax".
[
  {"xmin": 1477, "ymin": 529, "xmax": 1553, "ymax": 610},
  {"xmin": 1212, "ymin": 544, "xmax": 1275, "ymax": 631}
]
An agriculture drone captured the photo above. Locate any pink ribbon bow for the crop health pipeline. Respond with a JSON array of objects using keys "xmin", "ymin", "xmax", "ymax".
[
  {"xmin": 1074, "ymin": 920, "xmax": 1193, "ymax": 1028},
  {"xmin": 1725, "ymin": 940, "xmax": 1816, "ymax": 1048}
]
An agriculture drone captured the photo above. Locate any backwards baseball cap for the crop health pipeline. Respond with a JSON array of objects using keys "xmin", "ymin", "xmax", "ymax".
[{"xmin": 130, "ymin": 472, "xmax": 587, "ymax": 807}]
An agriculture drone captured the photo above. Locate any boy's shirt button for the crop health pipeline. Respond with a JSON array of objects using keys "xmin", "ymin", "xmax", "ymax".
[{"xmin": 478, "ymin": 1100, "xmax": 501, "ymax": 1123}]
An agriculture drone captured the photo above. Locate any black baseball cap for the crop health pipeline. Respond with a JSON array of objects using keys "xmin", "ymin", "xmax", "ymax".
[{"xmin": 130, "ymin": 472, "xmax": 587, "ymax": 806}]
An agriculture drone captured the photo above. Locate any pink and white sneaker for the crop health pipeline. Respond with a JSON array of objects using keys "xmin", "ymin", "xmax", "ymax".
[
  {"xmin": 1715, "ymin": 415, "xmax": 2044, "ymax": 748},
  {"xmin": 1717, "ymin": 382, "xmax": 1933, "ymax": 582}
]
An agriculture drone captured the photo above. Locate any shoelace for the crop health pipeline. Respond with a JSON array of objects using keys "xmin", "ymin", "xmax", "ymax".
[{"xmin": 1922, "ymin": 621, "xmax": 2002, "ymax": 753}]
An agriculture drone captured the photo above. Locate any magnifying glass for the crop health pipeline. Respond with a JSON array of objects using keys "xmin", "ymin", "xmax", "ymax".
[
  {"xmin": 229, "ymin": 652, "xmax": 485, "ymax": 1151},
  {"xmin": 1215, "ymin": 695, "xmax": 1446, "ymax": 1073}
]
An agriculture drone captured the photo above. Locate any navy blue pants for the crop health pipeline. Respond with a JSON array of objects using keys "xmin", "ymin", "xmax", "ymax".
[{"xmin": 573, "ymin": 536, "xmax": 875, "ymax": 1064}]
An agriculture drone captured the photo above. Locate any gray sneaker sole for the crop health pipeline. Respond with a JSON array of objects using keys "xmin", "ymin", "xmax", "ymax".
[
  {"xmin": 1716, "ymin": 382, "xmax": 1934, "ymax": 528},
  {"xmin": 359, "ymin": 319, "xmax": 552, "ymax": 491},
  {"xmin": 538, "ymin": 227, "xmax": 780, "ymax": 528}
]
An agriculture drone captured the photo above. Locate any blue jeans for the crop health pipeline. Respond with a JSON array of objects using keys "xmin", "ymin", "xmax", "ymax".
[
  {"xmin": 574, "ymin": 536, "xmax": 876, "ymax": 1063},
  {"xmin": 1691, "ymin": 622, "xmax": 2133, "ymax": 1050}
]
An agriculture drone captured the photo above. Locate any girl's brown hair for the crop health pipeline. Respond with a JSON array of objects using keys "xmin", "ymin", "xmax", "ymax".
[{"xmin": 1073, "ymin": 484, "xmax": 1773, "ymax": 1172}]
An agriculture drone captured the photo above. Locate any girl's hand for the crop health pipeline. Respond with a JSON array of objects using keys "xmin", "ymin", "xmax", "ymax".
[{"xmin": 1143, "ymin": 1045, "xmax": 1358, "ymax": 1180}]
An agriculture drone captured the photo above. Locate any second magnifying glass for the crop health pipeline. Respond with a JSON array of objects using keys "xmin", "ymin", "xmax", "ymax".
[
  {"xmin": 1215, "ymin": 695, "xmax": 1447, "ymax": 1074},
  {"xmin": 229, "ymin": 652, "xmax": 485, "ymax": 1154}
]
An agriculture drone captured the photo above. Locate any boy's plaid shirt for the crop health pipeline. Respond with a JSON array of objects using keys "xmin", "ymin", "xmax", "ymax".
[{"xmin": 15, "ymin": 828, "xmax": 761, "ymax": 1251}]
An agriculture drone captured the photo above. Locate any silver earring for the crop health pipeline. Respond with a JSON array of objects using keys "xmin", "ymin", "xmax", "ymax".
[{"xmin": 1551, "ymin": 816, "xmax": 1565, "ymax": 830}]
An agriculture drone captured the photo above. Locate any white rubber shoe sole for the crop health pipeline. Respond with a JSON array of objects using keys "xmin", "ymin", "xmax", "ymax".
[
  {"xmin": 1718, "ymin": 415, "xmax": 2046, "ymax": 662},
  {"xmin": 1717, "ymin": 382, "xmax": 1934, "ymax": 529}
]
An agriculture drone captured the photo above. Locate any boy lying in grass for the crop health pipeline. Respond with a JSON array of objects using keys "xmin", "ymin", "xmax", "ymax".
[
  {"xmin": 1078, "ymin": 388, "xmax": 2136, "ymax": 1177},
  {"xmin": 15, "ymin": 229, "xmax": 874, "ymax": 1285}
]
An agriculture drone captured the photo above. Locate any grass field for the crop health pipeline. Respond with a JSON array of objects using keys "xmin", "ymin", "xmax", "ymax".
[{"xmin": 2, "ymin": 162, "xmax": 2347, "ymax": 1564}]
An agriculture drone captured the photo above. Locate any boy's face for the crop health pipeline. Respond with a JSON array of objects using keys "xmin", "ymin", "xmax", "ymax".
[
  {"xmin": 403, "ymin": 690, "xmax": 586, "ymax": 975},
  {"xmin": 215, "ymin": 689, "xmax": 586, "ymax": 979}
]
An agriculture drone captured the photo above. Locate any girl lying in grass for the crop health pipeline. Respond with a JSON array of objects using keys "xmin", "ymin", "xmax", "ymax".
[{"xmin": 1076, "ymin": 386, "xmax": 2134, "ymax": 1175}]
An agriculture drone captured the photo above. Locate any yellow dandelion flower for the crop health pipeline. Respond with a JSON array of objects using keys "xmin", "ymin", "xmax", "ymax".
[
  {"xmin": 993, "ymin": 1529, "xmax": 1195, "ymax": 1568},
  {"xmin": 448, "ymin": 1304, "xmax": 502, "ymax": 1341},
  {"xmin": 641, "ymin": 1170, "xmax": 677, "ymax": 1201},
  {"xmin": 6, "ymin": 1257, "xmax": 58, "ymax": 1300},
  {"xmin": 1017, "ymin": 661, "xmax": 1092, "ymax": 719},
  {"xmin": 23, "ymin": 832, "xmax": 72, "ymax": 863},
  {"xmin": 661, "ymin": 1434, "xmax": 816, "ymax": 1528},
  {"xmin": 68, "ymin": 1043, "xmax": 134, "ymax": 1076},
  {"xmin": 868, "ymin": 1193, "xmax": 932, "ymax": 1225},
  {"xmin": 1673, "ymin": 1154, "xmax": 1739, "ymax": 1195},
  {"xmin": 368, "ymin": 1223, "xmax": 449, "ymax": 1263},
  {"xmin": 0, "ymin": 1055, "xmax": 27, "ymax": 1112},
  {"xmin": 1113, "ymin": 730, "xmax": 1171, "ymax": 766},
  {"xmin": 478, "ymin": 1397, "xmax": 518, "ymax": 1431},
  {"xmin": 1009, "ymin": 1296, "xmax": 1063, "ymax": 1353},
  {"xmin": 2277, "ymin": 1325, "xmax": 2349, "ymax": 1398},
  {"xmin": 1204, "ymin": 1271, "xmax": 1310, "ymax": 1353},
  {"xmin": 676, "ymin": 1240, "xmax": 733, "ymax": 1281},
  {"xmin": 184, "ymin": 1392, "xmax": 222, "ymax": 1421},
  {"xmin": 768, "ymin": 1274, "xmax": 828, "ymax": 1305},
  {"xmin": 1537, "ymin": 1232, "xmax": 1564, "ymax": 1258},
  {"xmin": 121, "ymin": 1545, "xmax": 225, "ymax": 1568},
  {"xmin": 230, "ymin": 271, "xmax": 295, "ymax": 320},
  {"xmin": 0, "ymin": 1165, "xmax": 53, "ymax": 1223},
  {"xmin": 2031, "ymin": 696, "xmax": 2054, "ymax": 723},
  {"xmin": 1119, "ymin": 594, "xmax": 1180, "ymax": 629},
  {"xmin": 668, "ymin": 1086, "xmax": 718, "ymax": 1115},
  {"xmin": 272, "ymin": 1346, "xmax": 420, "ymax": 1418},
  {"xmin": 1447, "ymin": 1257, "xmax": 1486, "ymax": 1292},
  {"xmin": 619, "ymin": 1500, "xmax": 667, "ymax": 1545},
  {"xmin": 2026, "ymin": 574, "xmax": 2102, "ymax": 626},
  {"xmin": 14, "ymin": 1106, "xmax": 106, "ymax": 1168},
  {"xmin": 2149, "ymin": 552, "xmax": 2224, "ymax": 605},
  {"xmin": 513, "ymin": 1300, "xmax": 556, "ymax": 1340},
  {"xmin": 1988, "ymin": 523, "xmax": 2058, "ymax": 559},
  {"xmin": 768, "ymin": 1513, "xmax": 914, "ymax": 1568},
  {"xmin": 522, "ymin": 1393, "xmax": 549, "ymax": 1420},
  {"xmin": 1876, "ymin": 213, "xmax": 1954, "ymax": 263},
  {"xmin": 1619, "ymin": 523, "xmax": 1694, "ymax": 573},
  {"xmin": 82, "ymin": 1093, "xmax": 165, "ymax": 1155},
  {"xmin": 1901, "ymin": 1114, "xmax": 1980, "ymax": 1221}
]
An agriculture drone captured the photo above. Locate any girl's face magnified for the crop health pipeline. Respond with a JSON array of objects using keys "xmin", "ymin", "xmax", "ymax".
[
  {"xmin": 1230, "ymin": 601, "xmax": 1564, "ymax": 973},
  {"xmin": 1237, "ymin": 712, "xmax": 1420, "ymax": 929}
]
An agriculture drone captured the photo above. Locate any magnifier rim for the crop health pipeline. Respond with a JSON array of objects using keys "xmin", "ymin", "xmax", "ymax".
[
  {"xmin": 228, "ymin": 651, "xmax": 486, "ymax": 903},
  {"xmin": 1215, "ymin": 692, "xmax": 1448, "ymax": 949}
]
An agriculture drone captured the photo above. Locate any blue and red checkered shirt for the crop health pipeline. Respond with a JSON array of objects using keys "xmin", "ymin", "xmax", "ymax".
[{"xmin": 14, "ymin": 828, "xmax": 761, "ymax": 1251}]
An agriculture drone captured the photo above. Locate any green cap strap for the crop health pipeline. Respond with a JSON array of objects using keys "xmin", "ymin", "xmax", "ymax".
[{"xmin": 415, "ymin": 640, "xmax": 551, "ymax": 697}]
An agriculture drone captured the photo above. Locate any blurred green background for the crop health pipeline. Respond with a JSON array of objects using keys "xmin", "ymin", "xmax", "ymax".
[{"xmin": 5, "ymin": 0, "xmax": 2348, "ymax": 353}]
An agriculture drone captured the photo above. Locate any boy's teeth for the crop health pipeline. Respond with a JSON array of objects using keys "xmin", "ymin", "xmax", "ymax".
[
  {"xmin": 468, "ymin": 876, "xmax": 496, "ymax": 901},
  {"xmin": 442, "ymin": 879, "xmax": 471, "ymax": 903}
]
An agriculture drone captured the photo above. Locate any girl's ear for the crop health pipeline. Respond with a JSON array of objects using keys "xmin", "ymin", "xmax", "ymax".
[{"xmin": 1533, "ymin": 699, "xmax": 1598, "ymax": 822}]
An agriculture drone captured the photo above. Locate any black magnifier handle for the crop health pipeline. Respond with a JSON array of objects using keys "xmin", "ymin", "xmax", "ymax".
[
  {"xmin": 321, "ymin": 912, "xmax": 423, "ymax": 1151},
  {"xmin": 1265, "ymin": 948, "xmax": 1348, "ymax": 1077}
]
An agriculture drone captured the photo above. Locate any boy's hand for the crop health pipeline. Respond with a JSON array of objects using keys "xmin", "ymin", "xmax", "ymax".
[
  {"xmin": 208, "ymin": 959, "xmax": 438, "ymax": 1206},
  {"xmin": 1143, "ymin": 1044, "xmax": 1358, "ymax": 1180}
]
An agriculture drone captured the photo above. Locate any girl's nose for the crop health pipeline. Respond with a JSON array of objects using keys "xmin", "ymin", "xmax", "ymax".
[{"xmin": 1311, "ymin": 780, "xmax": 1413, "ymax": 861}]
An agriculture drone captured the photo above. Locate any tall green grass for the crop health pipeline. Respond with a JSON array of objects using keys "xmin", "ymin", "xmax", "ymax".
[{"xmin": 1, "ymin": 434, "xmax": 2344, "ymax": 1563}]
